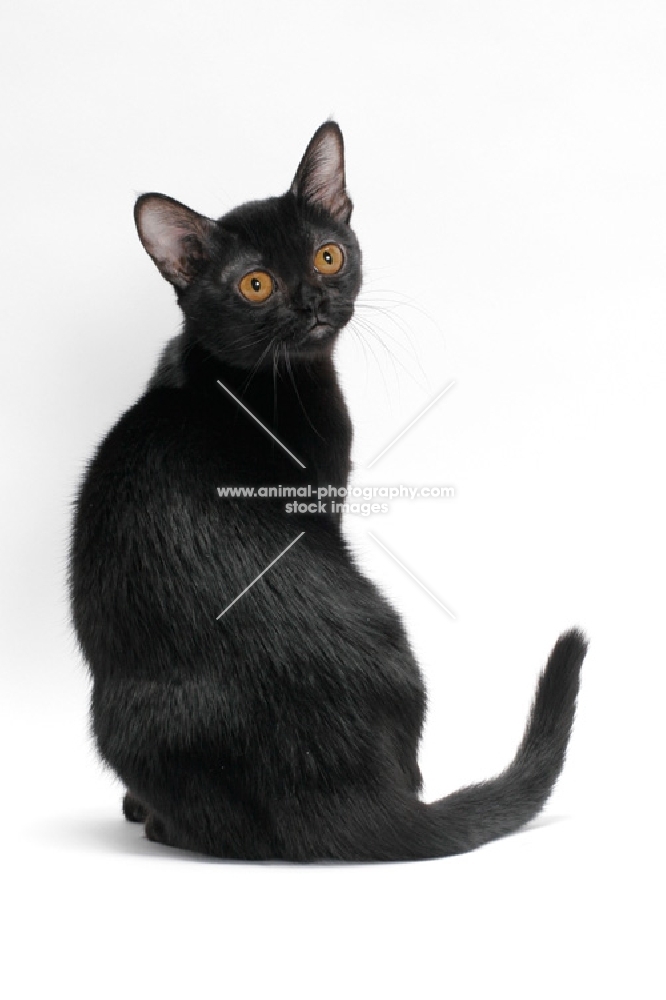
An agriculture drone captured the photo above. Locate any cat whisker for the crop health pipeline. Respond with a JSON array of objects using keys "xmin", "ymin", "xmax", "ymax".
[
  {"xmin": 351, "ymin": 312, "xmax": 429, "ymax": 395},
  {"xmin": 346, "ymin": 321, "xmax": 374, "ymax": 395},
  {"xmin": 359, "ymin": 284, "xmax": 441, "ymax": 335},
  {"xmin": 355, "ymin": 302, "xmax": 431, "ymax": 391},
  {"xmin": 272, "ymin": 342, "xmax": 280, "ymax": 425},
  {"xmin": 284, "ymin": 341, "xmax": 323, "ymax": 439},
  {"xmin": 348, "ymin": 317, "xmax": 397, "ymax": 405},
  {"xmin": 240, "ymin": 339, "xmax": 274, "ymax": 396}
]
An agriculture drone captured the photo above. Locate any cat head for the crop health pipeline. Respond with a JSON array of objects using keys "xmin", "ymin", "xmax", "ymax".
[{"xmin": 135, "ymin": 121, "xmax": 362, "ymax": 368}]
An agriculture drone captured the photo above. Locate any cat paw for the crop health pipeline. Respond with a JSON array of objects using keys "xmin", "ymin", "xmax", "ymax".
[
  {"xmin": 144, "ymin": 813, "xmax": 169, "ymax": 845},
  {"xmin": 122, "ymin": 791, "xmax": 148, "ymax": 823}
]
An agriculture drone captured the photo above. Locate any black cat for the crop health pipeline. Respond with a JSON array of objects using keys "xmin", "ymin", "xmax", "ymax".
[{"xmin": 70, "ymin": 122, "xmax": 587, "ymax": 861}]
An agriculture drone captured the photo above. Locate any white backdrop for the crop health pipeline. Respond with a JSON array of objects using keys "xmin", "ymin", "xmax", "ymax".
[{"xmin": 2, "ymin": 2, "xmax": 664, "ymax": 997}]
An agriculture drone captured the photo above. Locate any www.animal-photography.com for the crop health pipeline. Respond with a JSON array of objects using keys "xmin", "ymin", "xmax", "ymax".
[{"xmin": 2, "ymin": 2, "xmax": 664, "ymax": 998}]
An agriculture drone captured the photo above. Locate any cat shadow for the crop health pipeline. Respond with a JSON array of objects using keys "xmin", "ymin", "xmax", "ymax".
[
  {"xmin": 31, "ymin": 811, "xmax": 567, "ymax": 866},
  {"xmin": 31, "ymin": 815, "xmax": 232, "ymax": 865}
]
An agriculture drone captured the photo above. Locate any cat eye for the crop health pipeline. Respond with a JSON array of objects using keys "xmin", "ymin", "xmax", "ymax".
[
  {"xmin": 314, "ymin": 243, "xmax": 344, "ymax": 275},
  {"xmin": 239, "ymin": 270, "xmax": 274, "ymax": 303}
]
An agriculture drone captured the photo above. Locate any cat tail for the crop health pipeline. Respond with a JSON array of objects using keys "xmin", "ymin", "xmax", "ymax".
[
  {"xmin": 406, "ymin": 627, "xmax": 588, "ymax": 858},
  {"xmin": 336, "ymin": 628, "xmax": 587, "ymax": 861}
]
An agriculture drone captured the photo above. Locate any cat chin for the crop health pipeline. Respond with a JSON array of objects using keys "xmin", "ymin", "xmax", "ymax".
[
  {"xmin": 306, "ymin": 322, "xmax": 334, "ymax": 340},
  {"xmin": 289, "ymin": 328, "xmax": 340, "ymax": 358},
  {"xmin": 294, "ymin": 322, "xmax": 339, "ymax": 345}
]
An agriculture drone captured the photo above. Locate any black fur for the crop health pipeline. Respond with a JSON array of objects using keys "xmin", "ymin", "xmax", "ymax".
[{"xmin": 70, "ymin": 121, "xmax": 587, "ymax": 861}]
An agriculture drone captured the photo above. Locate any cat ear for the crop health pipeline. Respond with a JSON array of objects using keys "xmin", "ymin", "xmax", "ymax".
[
  {"xmin": 134, "ymin": 194, "xmax": 215, "ymax": 289},
  {"xmin": 290, "ymin": 121, "xmax": 352, "ymax": 224}
]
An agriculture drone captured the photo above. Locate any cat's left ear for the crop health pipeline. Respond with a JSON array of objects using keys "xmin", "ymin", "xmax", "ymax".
[
  {"xmin": 134, "ymin": 193, "xmax": 215, "ymax": 289},
  {"xmin": 290, "ymin": 121, "xmax": 352, "ymax": 224}
]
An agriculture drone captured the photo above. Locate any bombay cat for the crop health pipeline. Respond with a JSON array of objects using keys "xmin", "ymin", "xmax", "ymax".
[{"xmin": 70, "ymin": 122, "xmax": 587, "ymax": 861}]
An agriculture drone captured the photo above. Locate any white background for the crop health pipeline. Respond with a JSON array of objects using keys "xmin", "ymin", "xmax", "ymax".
[{"xmin": 2, "ymin": 1, "xmax": 664, "ymax": 996}]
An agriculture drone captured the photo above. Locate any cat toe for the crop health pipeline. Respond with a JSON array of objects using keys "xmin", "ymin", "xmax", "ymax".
[
  {"xmin": 144, "ymin": 812, "xmax": 169, "ymax": 845},
  {"xmin": 122, "ymin": 791, "xmax": 148, "ymax": 823}
]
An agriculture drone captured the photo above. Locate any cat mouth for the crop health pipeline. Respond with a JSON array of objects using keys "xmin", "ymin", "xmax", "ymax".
[
  {"xmin": 297, "ymin": 321, "xmax": 335, "ymax": 345},
  {"xmin": 307, "ymin": 322, "xmax": 332, "ymax": 339}
]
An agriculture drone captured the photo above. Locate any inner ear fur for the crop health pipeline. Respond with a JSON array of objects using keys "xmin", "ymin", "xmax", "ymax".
[
  {"xmin": 134, "ymin": 193, "xmax": 215, "ymax": 289},
  {"xmin": 290, "ymin": 121, "xmax": 352, "ymax": 224}
]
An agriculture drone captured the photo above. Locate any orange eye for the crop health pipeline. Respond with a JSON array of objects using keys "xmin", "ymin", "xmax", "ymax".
[
  {"xmin": 314, "ymin": 243, "xmax": 344, "ymax": 275},
  {"xmin": 239, "ymin": 270, "xmax": 273, "ymax": 303}
]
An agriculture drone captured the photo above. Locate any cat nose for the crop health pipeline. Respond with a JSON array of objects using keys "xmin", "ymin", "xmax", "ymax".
[{"xmin": 296, "ymin": 284, "xmax": 325, "ymax": 313}]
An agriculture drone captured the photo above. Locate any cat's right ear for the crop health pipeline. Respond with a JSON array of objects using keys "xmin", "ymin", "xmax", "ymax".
[{"xmin": 134, "ymin": 194, "xmax": 215, "ymax": 289}]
